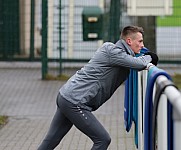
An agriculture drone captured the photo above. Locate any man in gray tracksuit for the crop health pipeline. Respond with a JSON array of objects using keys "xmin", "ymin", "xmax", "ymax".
[{"xmin": 38, "ymin": 26, "xmax": 158, "ymax": 150}]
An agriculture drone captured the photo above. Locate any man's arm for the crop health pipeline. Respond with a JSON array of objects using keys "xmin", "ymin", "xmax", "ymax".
[{"xmin": 109, "ymin": 47, "xmax": 152, "ymax": 70}]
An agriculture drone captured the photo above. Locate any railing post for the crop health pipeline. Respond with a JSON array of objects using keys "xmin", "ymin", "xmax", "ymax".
[
  {"xmin": 157, "ymin": 94, "xmax": 168, "ymax": 150},
  {"xmin": 173, "ymin": 109, "xmax": 181, "ymax": 150},
  {"xmin": 138, "ymin": 71, "xmax": 143, "ymax": 150}
]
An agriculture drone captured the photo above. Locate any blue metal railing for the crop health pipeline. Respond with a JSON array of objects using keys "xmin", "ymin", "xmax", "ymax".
[{"xmin": 124, "ymin": 64, "xmax": 181, "ymax": 150}]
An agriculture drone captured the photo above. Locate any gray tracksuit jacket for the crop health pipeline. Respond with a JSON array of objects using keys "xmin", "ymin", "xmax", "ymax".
[{"xmin": 59, "ymin": 40, "xmax": 152, "ymax": 111}]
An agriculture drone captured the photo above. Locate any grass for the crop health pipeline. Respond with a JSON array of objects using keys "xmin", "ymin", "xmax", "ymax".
[
  {"xmin": 0, "ymin": 116, "xmax": 8, "ymax": 128},
  {"xmin": 157, "ymin": 0, "xmax": 181, "ymax": 26},
  {"xmin": 172, "ymin": 74, "xmax": 181, "ymax": 89}
]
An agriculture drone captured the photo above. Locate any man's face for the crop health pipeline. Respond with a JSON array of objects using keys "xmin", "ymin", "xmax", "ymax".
[{"xmin": 126, "ymin": 32, "xmax": 144, "ymax": 54}]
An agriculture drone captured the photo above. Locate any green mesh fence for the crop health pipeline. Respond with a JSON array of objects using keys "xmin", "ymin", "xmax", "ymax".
[{"xmin": 0, "ymin": 0, "xmax": 181, "ymax": 78}]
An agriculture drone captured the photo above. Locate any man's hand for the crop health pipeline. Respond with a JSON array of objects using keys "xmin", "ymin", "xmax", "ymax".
[{"xmin": 144, "ymin": 51, "xmax": 159, "ymax": 66}]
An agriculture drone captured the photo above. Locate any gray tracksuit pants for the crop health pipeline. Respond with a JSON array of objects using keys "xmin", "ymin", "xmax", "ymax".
[{"xmin": 37, "ymin": 93, "xmax": 111, "ymax": 150}]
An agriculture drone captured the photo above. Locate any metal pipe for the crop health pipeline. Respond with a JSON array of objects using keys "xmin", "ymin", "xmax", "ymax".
[{"xmin": 156, "ymin": 75, "xmax": 181, "ymax": 117}]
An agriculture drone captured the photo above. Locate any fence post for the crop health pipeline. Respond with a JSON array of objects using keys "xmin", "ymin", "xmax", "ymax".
[
  {"xmin": 59, "ymin": 0, "xmax": 62, "ymax": 74},
  {"xmin": 41, "ymin": 0, "xmax": 48, "ymax": 79},
  {"xmin": 30, "ymin": 0, "xmax": 35, "ymax": 60},
  {"xmin": 108, "ymin": 0, "xmax": 121, "ymax": 43}
]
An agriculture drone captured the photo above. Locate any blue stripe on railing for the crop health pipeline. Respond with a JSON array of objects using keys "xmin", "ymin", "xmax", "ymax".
[{"xmin": 144, "ymin": 66, "xmax": 172, "ymax": 150}]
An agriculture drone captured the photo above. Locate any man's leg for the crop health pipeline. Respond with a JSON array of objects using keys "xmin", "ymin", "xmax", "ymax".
[
  {"xmin": 60, "ymin": 100, "xmax": 111, "ymax": 150},
  {"xmin": 37, "ymin": 107, "xmax": 73, "ymax": 150},
  {"xmin": 74, "ymin": 107, "xmax": 111, "ymax": 150}
]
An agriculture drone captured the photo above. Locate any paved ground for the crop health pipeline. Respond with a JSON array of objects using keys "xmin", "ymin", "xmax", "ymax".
[{"xmin": 0, "ymin": 62, "xmax": 137, "ymax": 150}]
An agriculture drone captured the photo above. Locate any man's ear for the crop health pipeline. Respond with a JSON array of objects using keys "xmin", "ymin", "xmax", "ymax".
[{"xmin": 126, "ymin": 38, "xmax": 132, "ymax": 46}]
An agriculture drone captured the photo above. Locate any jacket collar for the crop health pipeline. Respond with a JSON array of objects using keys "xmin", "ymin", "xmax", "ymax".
[{"xmin": 115, "ymin": 40, "xmax": 135, "ymax": 56}]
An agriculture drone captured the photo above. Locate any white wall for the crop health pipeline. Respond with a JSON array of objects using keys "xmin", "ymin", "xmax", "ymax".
[{"xmin": 156, "ymin": 27, "xmax": 181, "ymax": 60}]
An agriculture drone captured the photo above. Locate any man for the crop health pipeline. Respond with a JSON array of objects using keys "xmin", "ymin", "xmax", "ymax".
[{"xmin": 38, "ymin": 25, "xmax": 158, "ymax": 150}]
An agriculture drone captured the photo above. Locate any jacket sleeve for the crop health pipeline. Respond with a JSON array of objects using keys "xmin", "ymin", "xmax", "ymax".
[{"xmin": 109, "ymin": 46, "xmax": 152, "ymax": 70}]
